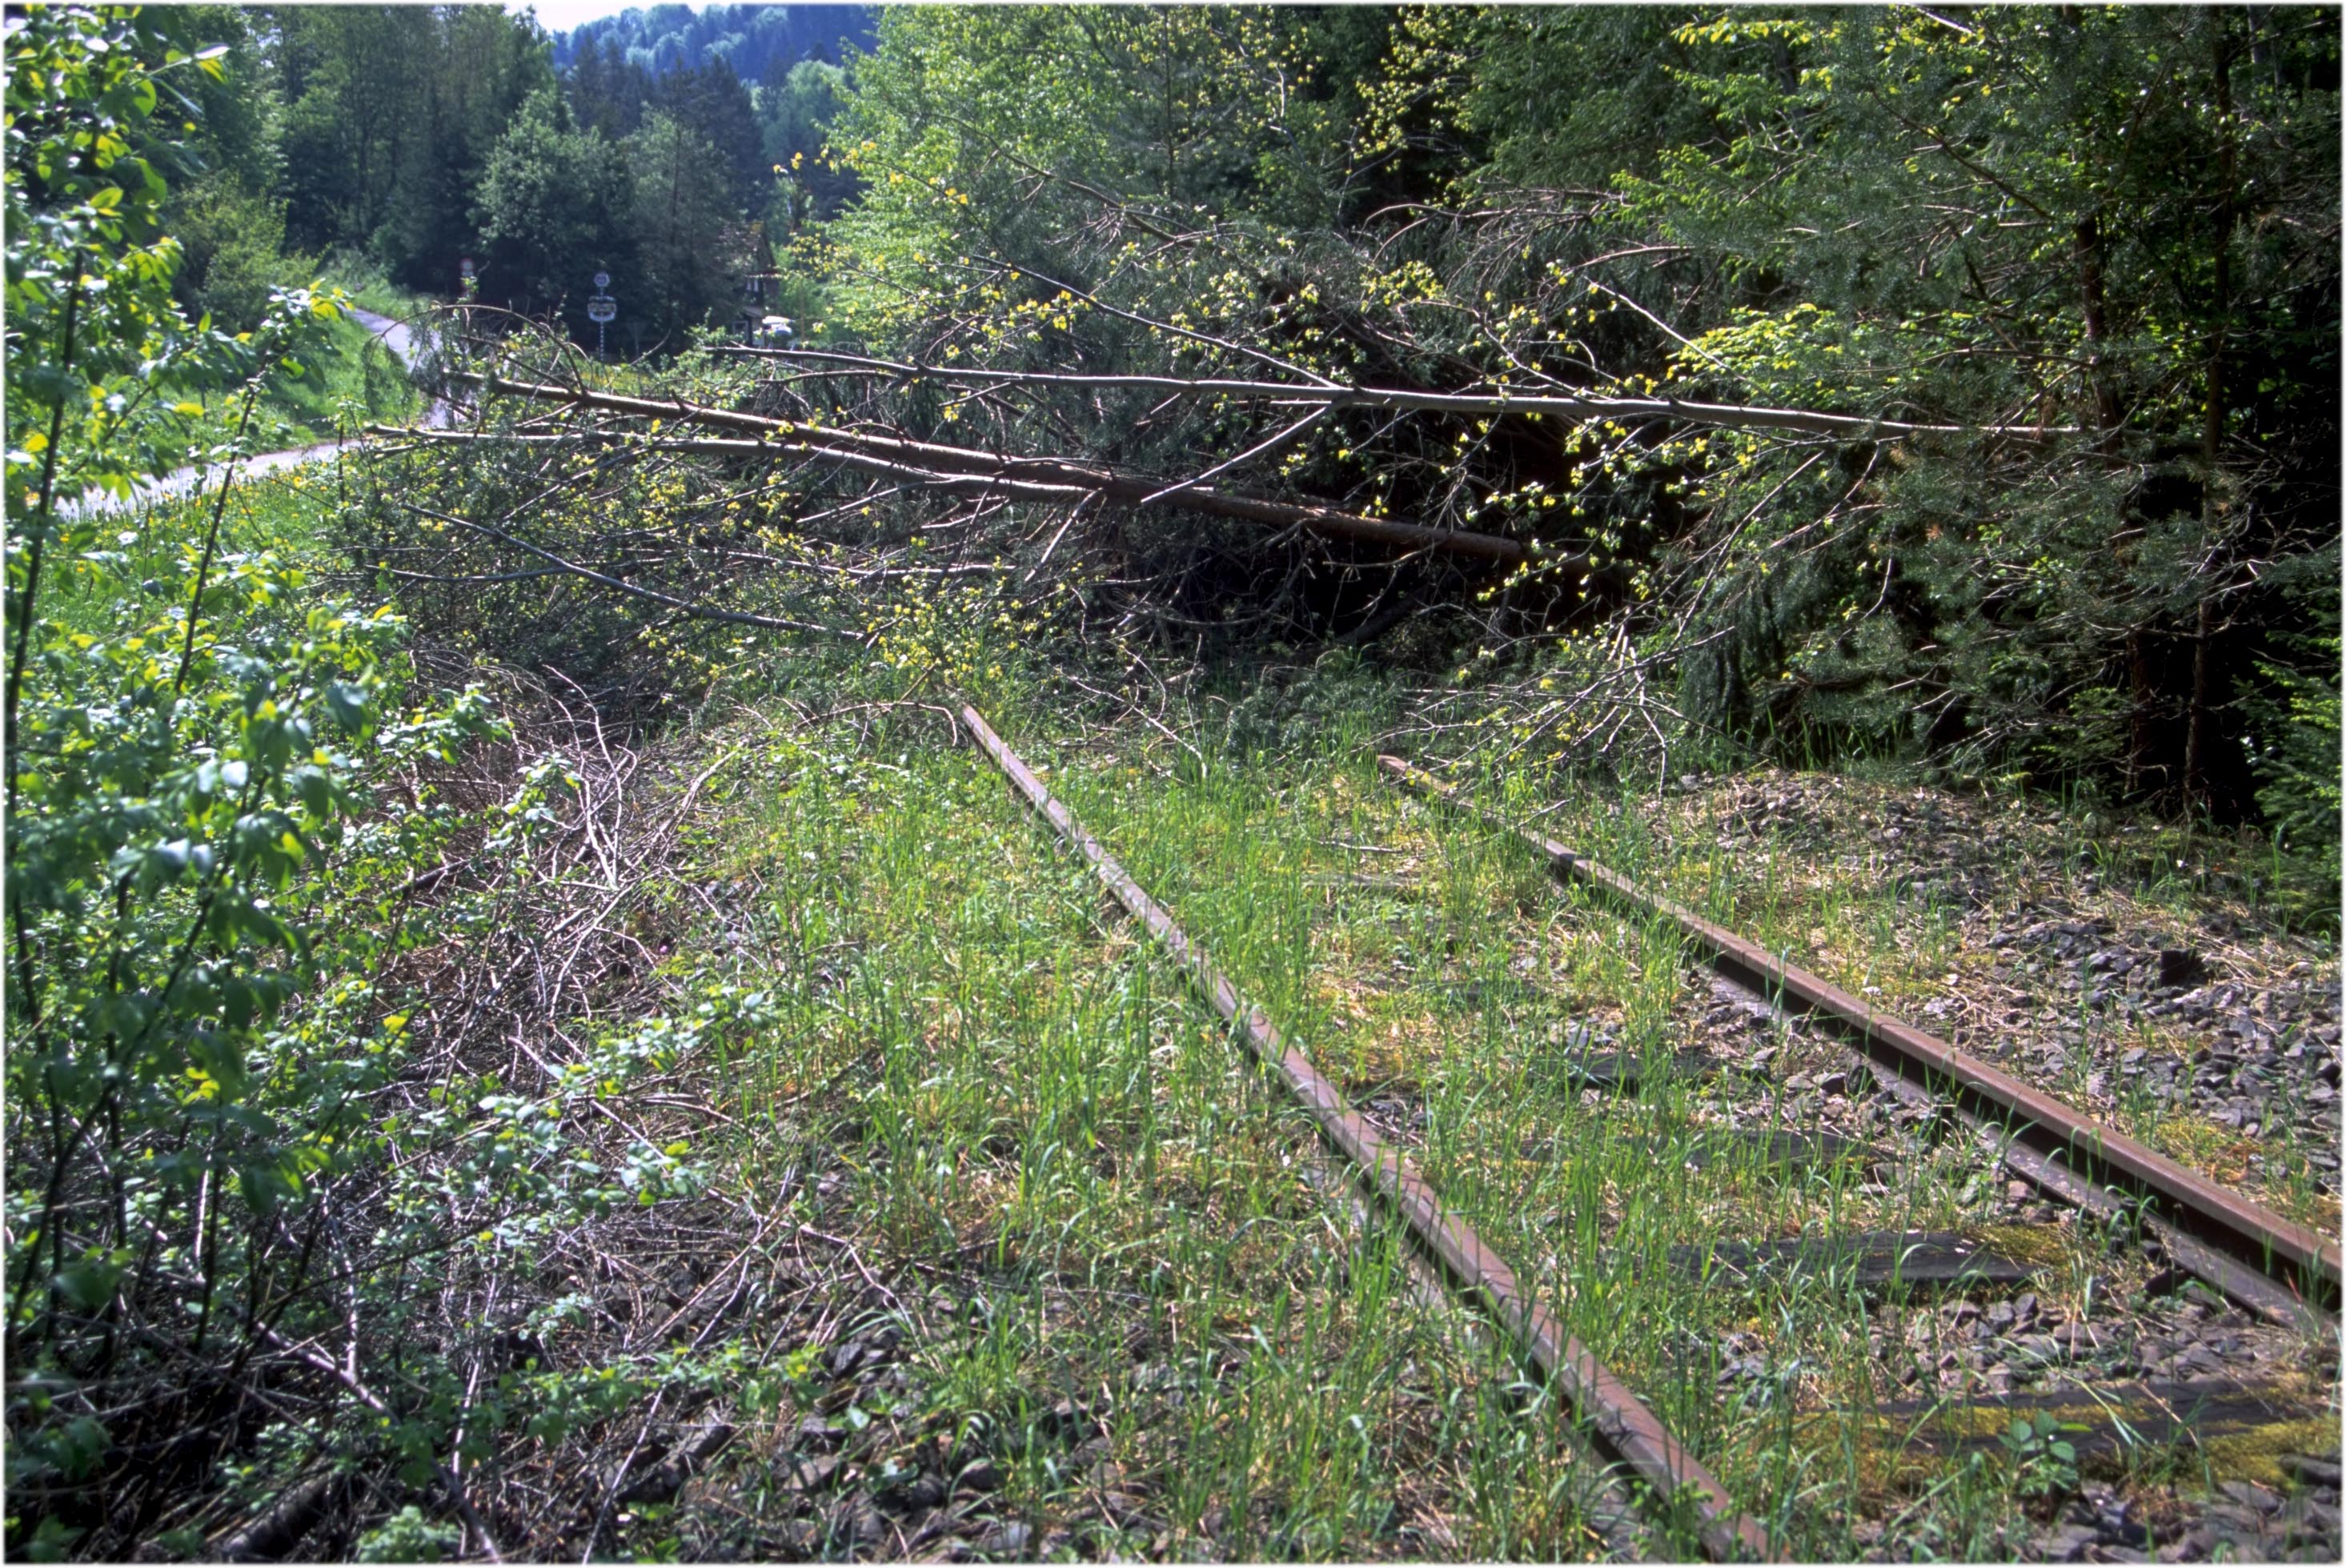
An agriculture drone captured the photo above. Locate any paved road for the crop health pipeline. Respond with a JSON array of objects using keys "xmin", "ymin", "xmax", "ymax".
[{"xmin": 59, "ymin": 306, "xmax": 435, "ymax": 519}]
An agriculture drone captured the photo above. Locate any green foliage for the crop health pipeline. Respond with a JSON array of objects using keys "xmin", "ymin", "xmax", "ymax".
[
  {"xmin": 354, "ymin": 1505, "xmax": 462, "ymax": 1563},
  {"xmin": 315, "ymin": 250, "xmax": 425, "ymax": 319},
  {"xmin": 166, "ymin": 170, "xmax": 312, "ymax": 331},
  {"xmin": 18, "ymin": 6, "xmax": 2315, "ymax": 1550},
  {"xmin": 132, "ymin": 2, "xmax": 830, "ymax": 352},
  {"xmin": 2244, "ymin": 582, "xmax": 2342, "ymax": 924},
  {"xmin": 373, "ymin": 6, "xmax": 559, "ymax": 294},
  {"xmin": 5, "ymin": 4, "xmax": 251, "ymax": 506},
  {"xmin": 757, "ymin": 57, "xmax": 858, "ymax": 225},
  {"xmin": 2248, "ymin": 650, "xmax": 2343, "ymax": 859},
  {"xmin": 1, "ymin": 467, "xmax": 503, "ymax": 1536},
  {"xmin": 374, "ymin": 2, "xmax": 2333, "ymax": 840},
  {"xmin": 625, "ymin": 110, "xmax": 749, "ymax": 343},
  {"xmin": 648, "ymin": 58, "xmax": 767, "ymax": 211},
  {"xmin": 824, "ymin": 4, "xmax": 1355, "ymax": 332},
  {"xmin": 1448, "ymin": 6, "xmax": 2341, "ymax": 806},
  {"xmin": 471, "ymin": 86, "xmax": 634, "ymax": 327},
  {"xmin": 1, "ymin": 13, "xmax": 676, "ymax": 1554},
  {"xmin": 154, "ymin": 6, "xmax": 283, "ymax": 196},
  {"xmin": 277, "ymin": 6, "xmax": 555, "ymax": 295},
  {"xmin": 1452, "ymin": 9, "xmax": 1714, "ymax": 192},
  {"xmin": 1999, "ymin": 1411, "xmax": 2083, "ymax": 1504},
  {"xmin": 563, "ymin": 34, "xmax": 654, "ymax": 139},
  {"xmin": 276, "ymin": 7, "xmax": 444, "ymax": 259},
  {"xmin": 1220, "ymin": 648, "xmax": 1401, "ymax": 762}
]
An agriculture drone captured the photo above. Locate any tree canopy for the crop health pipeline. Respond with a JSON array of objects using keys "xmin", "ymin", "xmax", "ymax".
[
  {"xmin": 783, "ymin": 5, "xmax": 2338, "ymax": 818},
  {"xmin": 548, "ymin": 2, "xmax": 875, "ymax": 82}
]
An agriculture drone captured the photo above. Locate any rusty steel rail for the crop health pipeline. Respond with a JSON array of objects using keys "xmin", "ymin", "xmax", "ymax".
[
  {"xmin": 1380, "ymin": 756, "xmax": 2342, "ymax": 1329},
  {"xmin": 963, "ymin": 707, "xmax": 1772, "ymax": 1562}
]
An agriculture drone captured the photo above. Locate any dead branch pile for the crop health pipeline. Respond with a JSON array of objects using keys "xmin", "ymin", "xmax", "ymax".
[{"xmin": 18, "ymin": 657, "xmax": 830, "ymax": 1561}]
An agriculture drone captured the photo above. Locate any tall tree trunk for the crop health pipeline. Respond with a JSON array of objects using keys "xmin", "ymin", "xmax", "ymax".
[
  {"xmin": 2127, "ymin": 631, "xmax": 2158, "ymax": 794},
  {"xmin": 2182, "ymin": 594, "xmax": 2216, "ymax": 804},
  {"xmin": 2081, "ymin": 212, "xmax": 2157, "ymax": 787},
  {"xmin": 2058, "ymin": 2, "xmax": 2158, "ymax": 791},
  {"xmin": 2074, "ymin": 214, "xmax": 2124, "ymax": 440},
  {"xmin": 2184, "ymin": 9, "xmax": 2238, "ymax": 804}
]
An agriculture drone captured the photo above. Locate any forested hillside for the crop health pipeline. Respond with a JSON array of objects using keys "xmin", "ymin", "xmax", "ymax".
[
  {"xmin": 102, "ymin": 3, "xmax": 866, "ymax": 344},
  {"xmin": 776, "ymin": 5, "xmax": 2337, "ymax": 825},
  {"xmin": 6, "ymin": 6, "xmax": 2340, "ymax": 1563},
  {"xmin": 188, "ymin": 2, "xmax": 2339, "ymax": 833},
  {"xmin": 550, "ymin": 3, "xmax": 874, "ymax": 79}
]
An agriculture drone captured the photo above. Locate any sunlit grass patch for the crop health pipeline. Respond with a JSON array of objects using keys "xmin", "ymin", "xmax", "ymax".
[
  {"xmin": 2145, "ymin": 1113, "xmax": 2266, "ymax": 1188},
  {"xmin": 628, "ymin": 668, "xmax": 2339, "ymax": 1559},
  {"xmin": 664, "ymin": 708, "xmax": 1681, "ymax": 1557}
]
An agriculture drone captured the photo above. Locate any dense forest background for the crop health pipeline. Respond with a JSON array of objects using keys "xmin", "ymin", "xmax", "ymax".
[
  {"xmin": 4, "ymin": 6, "xmax": 2340, "ymax": 1559},
  {"xmin": 163, "ymin": 3, "xmax": 871, "ymax": 345},
  {"xmin": 147, "ymin": 3, "xmax": 2340, "ymax": 844},
  {"xmin": 551, "ymin": 2, "xmax": 874, "ymax": 79}
]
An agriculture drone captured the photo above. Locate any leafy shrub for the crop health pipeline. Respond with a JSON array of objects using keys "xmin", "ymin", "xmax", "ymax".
[
  {"xmin": 4, "ymin": 12, "xmax": 509, "ymax": 1554},
  {"xmin": 355, "ymin": 1505, "xmax": 462, "ymax": 1563},
  {"xmin": 169, "ymin": 171, "xmax": 315, "ymax": 331},
  {"xmin": 2244, "ymin": 632, "xmax": 2342, "ymax": 925}
]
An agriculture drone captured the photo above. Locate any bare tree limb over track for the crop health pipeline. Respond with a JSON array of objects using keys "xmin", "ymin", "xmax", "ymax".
[
  {"xmin": 416, "ymin": 373, "xmax": 1570, "ymax": 567},
  {"xmin": 713, "ymin": 347, "xmax": 2084, "ymax": 441}
]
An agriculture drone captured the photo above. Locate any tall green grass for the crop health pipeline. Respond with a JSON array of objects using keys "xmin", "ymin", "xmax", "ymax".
[
  {"xmin": 688, "ymin": 713, "xmax": 1640, "ymax": 1557},
  {"xmin": 168, "ymin": 306, "xmax": 423, "ymax": 455},
  {"xmin": 669, "ymin": 671, "xmax": 2166, "ymax": 1555}
]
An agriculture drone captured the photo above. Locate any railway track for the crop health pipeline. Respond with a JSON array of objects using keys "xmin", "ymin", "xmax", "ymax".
[
  {"xmin": 1370, "ymin": 756, "xmax": 2340, "ymax": 1550},
  {"xmin": 956, "ymin": 705, "xmax": 2336, "ymax": 1557},
  {"xmin": 963, "ymin": 706, "xmax": 1773, "ymax": 1561},
  {"xmin": 1377, "ymin": 756, "xmax": 2341, "ymax": 1336}
]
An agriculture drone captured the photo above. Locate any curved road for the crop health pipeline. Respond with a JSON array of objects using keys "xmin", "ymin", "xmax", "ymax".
[{"xmin": 61, "ymin": 307, "xmax": 436, "ymax": 519}]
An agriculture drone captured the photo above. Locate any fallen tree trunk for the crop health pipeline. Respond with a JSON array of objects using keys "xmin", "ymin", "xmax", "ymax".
[
  {"xmin": 708, "ymin": 347, "xmax": 2083, "ymax": 440},
  {"xmin": 404, "ymin": 377, "xmax": 1556, "ymax": 567}
]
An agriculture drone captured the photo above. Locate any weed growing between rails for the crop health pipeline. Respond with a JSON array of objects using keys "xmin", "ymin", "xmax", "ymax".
[
  {"xmin": 953, "ymin": 699, "xmax": 2332, "ymax": 1557},
  {"xmin": 661, "ymin": 708, "xmax": 1667, "ymax": 1561},
  {"xmin": 1386, "ymin": 756, "xmax": 2337, "ymax": 1547},
  {"xmin": 1594, "ymin": 768, "xmax": 2345, "ymax": 1236},
  {"xmin": 1012, "ymin": 724, "xmax": 1919, "ymax": 1555}
]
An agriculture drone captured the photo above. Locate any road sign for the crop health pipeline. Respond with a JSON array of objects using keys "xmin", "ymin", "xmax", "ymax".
[
  {"xmin": 592, "ymin": 271, "xmax": 611, "ymax": 291},
  {"xmin": 587, "ymin": 292, "xmax": 617, "ymax": 361},
  {"xmin": 459, "ymin": 255, "xmax": 475, "ymax": 279}
]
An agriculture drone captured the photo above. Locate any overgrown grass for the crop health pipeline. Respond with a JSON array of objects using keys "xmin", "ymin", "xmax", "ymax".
[
  {"xmin": 600, "ymin": 672, "xmax": 1992, "ymax": 1553},
  {"xmin": 624, "ymin": 604, "xmax": 2335, "ymax": 1558},
  {"xmin": 319, "ymin": 252, "xmax": 433, "ymax": 319},
  {"xmin": 253, "ymin": 469, "xmax": 2329, "ymax": 1558},
  {"xmin": 670, "ymin": 704, "xmax": 1643, "ymax": 1559},
  {"xmin": 1025, "ymin": 718, "xmax": 2052, "ymax": 1555},
  {"xmin": 47, "ymin": 463, "xmax": 362, "ymax": 644},
  {"xmin": 271, "ymin": 308, "xmax": 423, "ymax": 439},
  {"xmin": 1622, "ymin": 777, "xmax": 2341, "ymax": 1234}
]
